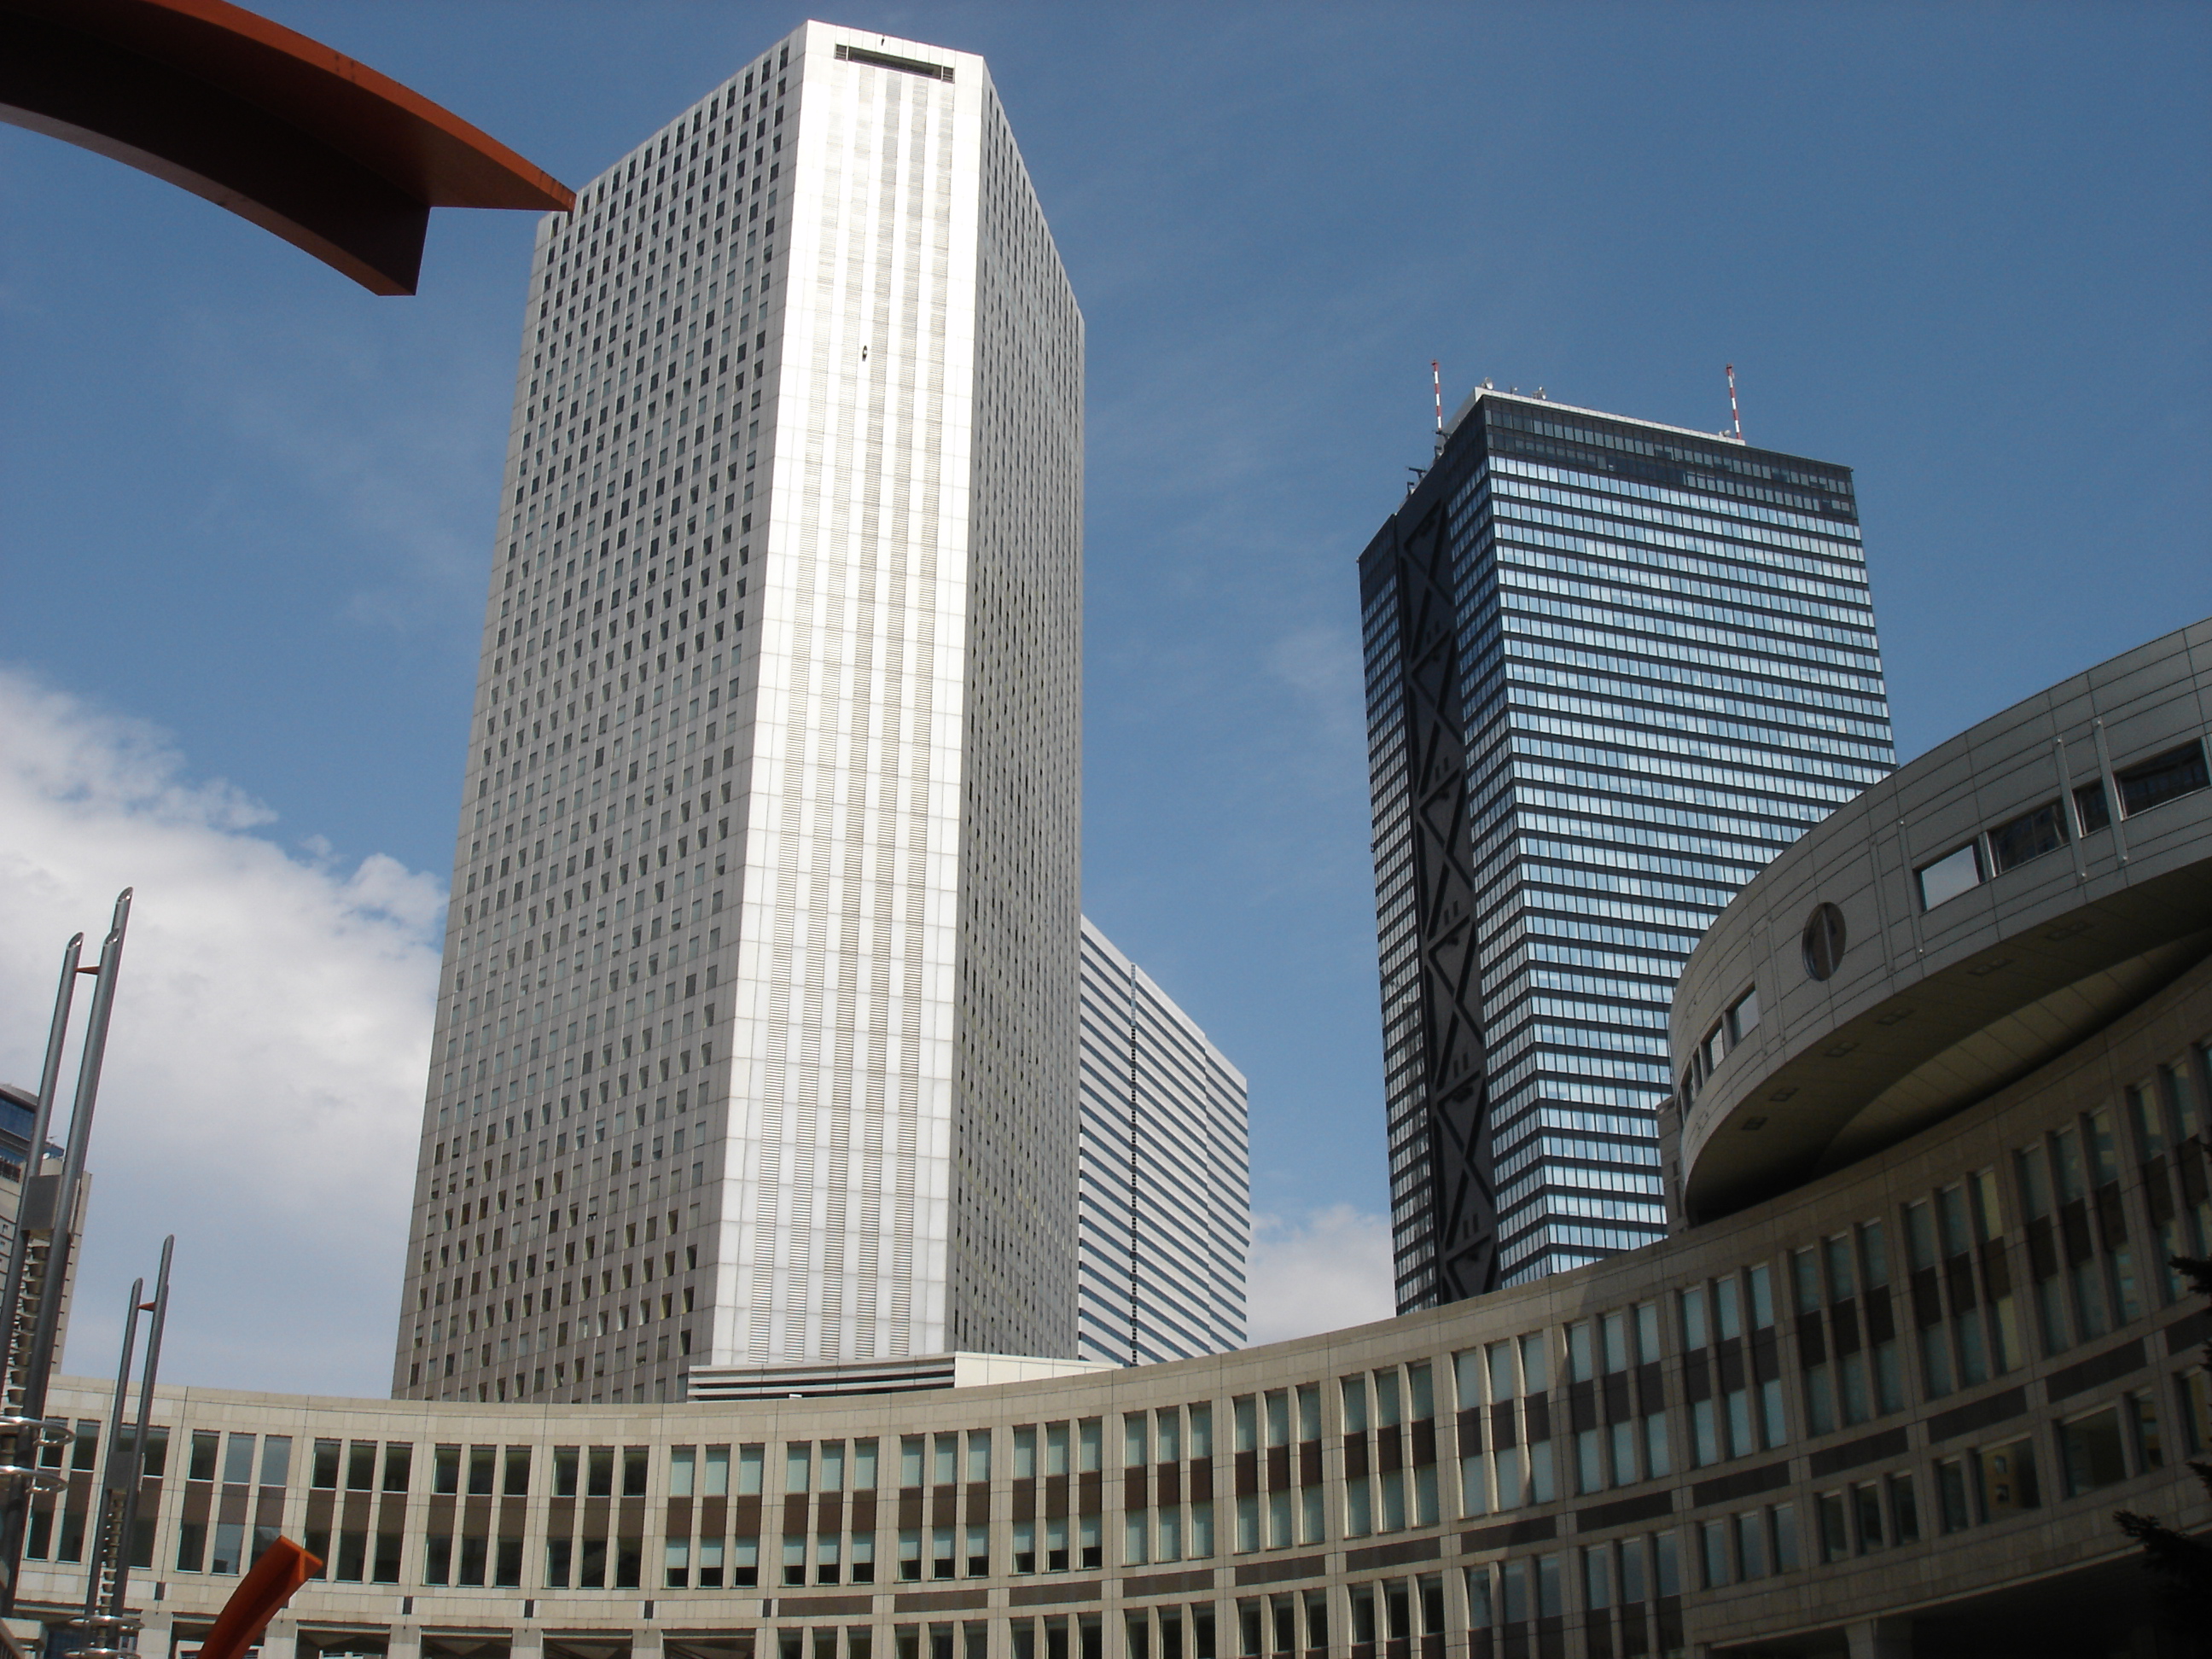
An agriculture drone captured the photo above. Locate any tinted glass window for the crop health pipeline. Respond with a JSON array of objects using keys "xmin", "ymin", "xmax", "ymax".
[
  {"xmin": 2074, "ymin": 780, "xmax": 2110, "ymax": 834},
  {"xmin": 1988, "ymin": 800, "xmax": 2066, "ymax": 874},
  {"xmin": 2116, "ymin": 742, "xmax": 2209, "ymax": 818},
  {"xmin": 1918, "ymin": 843, "xmax": 1982, "ymax": 910}
]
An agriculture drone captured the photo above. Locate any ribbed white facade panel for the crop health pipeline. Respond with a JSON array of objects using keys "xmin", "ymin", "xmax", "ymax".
[
  {"xmin": 718, "ymin": 26, "xmax": 979, "ymax": 1371},
  {"xmin": 1076, "ymin": 918, "xmax": 1249, "ymax": 1365}
]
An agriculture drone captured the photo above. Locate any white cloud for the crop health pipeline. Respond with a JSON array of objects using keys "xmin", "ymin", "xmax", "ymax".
[
  {"xmin": 1243, "ymin": 1203, "xmax": 1395, "ymax": 1347},
  {"xmin": 0, "ymin": 668, "xmax": 440, "ymax": 1397}
]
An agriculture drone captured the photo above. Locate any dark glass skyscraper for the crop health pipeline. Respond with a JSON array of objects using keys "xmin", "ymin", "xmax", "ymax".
[{"xmin": 1360, "ymin": 387, "xmax": 1894, "ymax": 1307}]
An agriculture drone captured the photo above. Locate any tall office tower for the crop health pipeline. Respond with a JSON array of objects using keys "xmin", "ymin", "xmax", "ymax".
[
  {"xmin": 1361, "ymin": 387, "xmax": 1893, "ymax": 1306},
  {"xmin": 394, "ymin": 23, "xmax": 1084, "ymax": 1404},
  {"xmin": 1074, "ymin": 918, "xmax": 1250, "ymax": 1365}
]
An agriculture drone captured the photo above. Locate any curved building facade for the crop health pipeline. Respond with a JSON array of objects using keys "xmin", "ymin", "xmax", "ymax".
[{"xmin": 16, "ymin": 624, "xmax": 2212, "ymax": 1658}]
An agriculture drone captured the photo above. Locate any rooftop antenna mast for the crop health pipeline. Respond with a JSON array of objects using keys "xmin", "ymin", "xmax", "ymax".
[
  {"xmin": 1726, "ymin": 364, "xmax": 1743, "ymax": 442},
  {"xmin": 1433, "ymin": 359, "xmax": 1448, "ymax": 463}
]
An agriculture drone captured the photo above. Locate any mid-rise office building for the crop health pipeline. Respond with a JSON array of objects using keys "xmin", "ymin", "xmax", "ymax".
[
  {"xmin": 1360, "ymin": 388, "xmax": 1895, "ymax": 1305},
  {"xmin": 1075, "ymin": 918, "xmax": 1250, "ymax": 1365},
  {"xmin": 0, "ymin": 1086, "xmax": 77, "ymax": 1393},
  {"xmin": 394, "ymin": 22, "xmax": 1084, "ymax": 1403},
  {"xmin": 0, "ymin": 1087, "xmax": 44, "ymax": 1307}
]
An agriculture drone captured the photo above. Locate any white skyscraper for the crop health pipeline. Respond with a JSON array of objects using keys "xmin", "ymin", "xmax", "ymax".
[
  {"xmin": 1075, "ymin": 918, "xmax": 1249, "ymax": 1365},
  {"xmin": 395, "ymin": 23, "xmax": 1083, "ymax": 1404}
]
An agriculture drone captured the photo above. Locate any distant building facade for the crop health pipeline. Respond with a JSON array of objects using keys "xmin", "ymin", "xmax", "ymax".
[
  {"xmin": 1360, "ymin": 388, "xmax": 1895, "ymax": 1305},
  {"xmin": 1076, "ymin": 918, "xmax": 1249, "ymax": 1364},
  {"xmin": 0, "ymin": 1086, "xmax": 77, "ymax": 1395}
]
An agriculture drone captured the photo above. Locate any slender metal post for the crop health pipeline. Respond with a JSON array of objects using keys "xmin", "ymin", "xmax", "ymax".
[
  {"xmin": 83, "ymin": 1278, "xmax": 143, "ymax": 1625},
  {"xmin": 2056, "ymin": 735, "xmax": 2090, "ymax": 884},
  {"xmin": 109, "ymin": 1237, "xmax": 171, "ymax": 1622},
  {"xmin": 0, "ymin": 934, "xmax": 82, "ymax": 1407},
  {"xmin": 2092, "ymin": 717, "xmax": 2129, "ymax": 867},
  {"xmin": 20, "ymin": 889, "xmax": 132, "ymax": 1428}
]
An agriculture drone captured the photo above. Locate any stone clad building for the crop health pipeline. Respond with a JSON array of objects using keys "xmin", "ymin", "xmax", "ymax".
[{"xmin": 16, "ymin": 626, "xmax": 2212, "ymax": 1655}]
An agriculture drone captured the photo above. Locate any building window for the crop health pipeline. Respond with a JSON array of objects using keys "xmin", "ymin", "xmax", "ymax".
[
  {"xmin": 2073, "ymin": 778, "xmax": 2111, "ymax": 834},
  {"xmin": 2058, "ymin": 1406, "xmax": 2128, "ymax": 1495},
  {"xmin": 1978, "ymin": 1437, "xmax": 2040, "ymax": 1516},
  {"xmin": 1987, "ymin": 800, "xmax": 2067, "ymax": 874},
  {"xmin": 1917, "ymin": 841, "xmax": 1983, "ymax": 910},
  {"xmin": 1726, "ymin": 987, "xmax": 1760, "ymax": 1044},
  {"xmin": 2115, "ymin": 740, "xmax": 2209, "ymax": 818},
  {"xmin": 1802, "ymin": 903, "xmax": 1847, "ymax": 980}
]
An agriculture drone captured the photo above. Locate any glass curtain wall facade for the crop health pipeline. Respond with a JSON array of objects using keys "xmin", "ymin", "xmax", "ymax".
[
  {"xmin": 1075, "ymin": 918, "xmax": 1251, "ymax": 1365},
  {"xmin": 393, "ymin": 23, "xmax": 1084, "ymax": 1405},
  {"xmin": 1360, "ymin": 388, "xmax": 1893, "ymax": 1307}
]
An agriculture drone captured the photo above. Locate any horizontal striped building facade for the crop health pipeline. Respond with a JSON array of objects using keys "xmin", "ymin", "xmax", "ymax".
[
  {"xmin": 1075, "ymin": 918, "xmax": 1249, "ymax": 1366},
  {"xmin": 1361, "ymin": 390, "xmax": 1895, "ymax": 1307}
]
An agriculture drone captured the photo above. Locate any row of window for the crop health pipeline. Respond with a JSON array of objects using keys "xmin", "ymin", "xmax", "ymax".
[
  {"xmin": 1484, "ymin": 410, "xmax": 1858, "ymax": 515},
  {"xmin": 1487, "ymin": 464, "xmax": 1867, "ymax": 568},
  {"xmin": 1678, "ymin": 984, "xmax": 1759, "ymax": 1103},
  {"xmin": 48, "ymin": 1076, "xmax": 2212, "ymax": 1591},
  {"xmin": 30, "ymin": 1356, "xmax": 2208, "ymax": 1601},
  {"xmin": 1465, "ymin": 1529, "xmax": 1683, "ymax": 1630},
  {"xmin": 1918, "ymin": 736, "xmax": 2209, "ymax": 911}
]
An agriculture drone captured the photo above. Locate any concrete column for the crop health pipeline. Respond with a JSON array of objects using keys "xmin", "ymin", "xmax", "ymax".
[
  {"xmin": 1846, "ymin": 1619, "xmax": 1912, "ymax": 1659},
  {"xmin": 259, "ymin": 1615, "xmax": 298, "ymax": 1659},
  {"xmin": 387, "ymin": 1623, "xmax": 422, "ymax": 1659}
]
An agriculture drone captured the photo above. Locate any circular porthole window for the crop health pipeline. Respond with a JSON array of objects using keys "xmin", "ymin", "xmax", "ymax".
[{"xmin": 1802, "ymin": 902, "xmax": 1847, "ymax": 981}]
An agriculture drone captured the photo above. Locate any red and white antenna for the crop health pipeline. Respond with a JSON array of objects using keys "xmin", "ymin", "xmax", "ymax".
[
  {"xmin": 1433, "ymin": 360, "xmax": 1444, "ymax": 435},
  {"xmin": 1725, "ymin": 363, "xmax": 1743, "ymax": 442}
]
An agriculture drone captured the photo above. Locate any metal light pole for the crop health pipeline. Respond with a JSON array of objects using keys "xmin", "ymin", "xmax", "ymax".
[
  {"xmin": 74, "ymin": 1236, "xmax": 173, "ymax": 1659},
  {"xmin": 0, "ymin": 891, "xmax": 133, "ymax": 1616},
  {"xmin": 20, "ymin": 889, "xmax": 134, "ymax": 1419}
]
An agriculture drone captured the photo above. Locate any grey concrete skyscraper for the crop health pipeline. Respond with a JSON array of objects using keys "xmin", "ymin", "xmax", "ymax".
[
  {"xmin": 395, "ymin": 23, "xmax": 1083, "ymax": 1403},
  {"xmin": 1361, "ymin": 387, "xmax": 1893, "ymax": 1307},
  {"xmin": 1075, "ymin": 918, "xmax": 1249, "ymax": 1365}
]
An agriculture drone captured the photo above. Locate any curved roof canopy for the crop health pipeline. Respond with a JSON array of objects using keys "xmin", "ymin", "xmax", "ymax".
[{"xmin": 1, "ymin": 0, "xmax": 572, "ymax": 294}]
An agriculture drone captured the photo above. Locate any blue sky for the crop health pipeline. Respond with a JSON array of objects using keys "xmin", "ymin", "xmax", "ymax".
[{"xmin": 2, "ymin": 3, "xmax": 2208, "ymax": 1388}]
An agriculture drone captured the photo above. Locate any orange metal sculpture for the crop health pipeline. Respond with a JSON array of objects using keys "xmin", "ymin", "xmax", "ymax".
[
  {"xmin": 191, "ymin": 1536, "xmax": 322, "ymax": 1659},
  {"xmin": 0, "ymin": 0, "xmax": 573, "ymax": 294}
]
